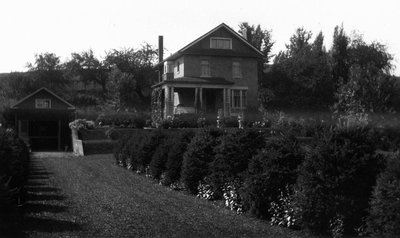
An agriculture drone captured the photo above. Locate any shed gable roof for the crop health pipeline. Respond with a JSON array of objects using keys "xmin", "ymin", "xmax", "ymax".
[{"xmin": 11, "ymin": 87, "xmax": 75, "ymax": 110}]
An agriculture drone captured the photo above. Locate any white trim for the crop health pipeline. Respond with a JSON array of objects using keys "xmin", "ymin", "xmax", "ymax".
[{"xmin": 11, "ymin": 87, "xmax": 75, "ymax": 110}]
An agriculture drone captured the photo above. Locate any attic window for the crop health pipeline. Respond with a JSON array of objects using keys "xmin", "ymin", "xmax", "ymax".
[
  {"xmin": 35, "ymin": 99, "xmax": 51, "ymax": 109},
  {"xmin": 210, "ymin": 37, "xmax": 232, "ymax": 49}
]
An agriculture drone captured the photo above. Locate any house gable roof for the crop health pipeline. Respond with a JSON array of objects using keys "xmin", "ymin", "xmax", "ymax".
[
  {"xmin": 11, "ymin": 87, "xmax": 75, "ymax": 110},
  {"xmin": 160, "ymin": 23, "xmax": 263, "ymax": 64}
]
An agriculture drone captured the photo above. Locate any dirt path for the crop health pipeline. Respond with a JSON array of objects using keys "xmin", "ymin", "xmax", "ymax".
[{"xmin": 21, "ymin": 152, "xmax": 302, "ymax": 238}]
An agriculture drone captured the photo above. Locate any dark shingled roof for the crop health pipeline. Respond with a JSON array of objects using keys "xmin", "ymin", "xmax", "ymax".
[{"xmin": 152, "ymin": 77, "xmax": 234, "ymax": 88}]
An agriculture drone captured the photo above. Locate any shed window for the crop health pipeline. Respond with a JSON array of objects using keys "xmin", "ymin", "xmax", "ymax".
[{"xmin": 35, "ymin": 99, "xmax": 51, "ymax": 109}]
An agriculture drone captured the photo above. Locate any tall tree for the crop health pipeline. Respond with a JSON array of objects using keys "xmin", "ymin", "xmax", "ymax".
[
  {"xmin": 26, "ymin": 53, "xmax": 67, "ymax": 93},
  {"xmin": 64, "ymin": 50, "xmax": 108, "ymax": 95},
  {"xmin": 106, "ymin": 67, "xmax": 139, "ymax": 111},
  {"xmin": 260, "ymin": 28, "xmax": 333, "ymax": 109},
  {"xmin": 238, "ymin": 22, "xmax": 274, "ymax": 64},
  {"xmin": 330, "ymin": 25, "xmax": 350, "ymax": 84},
  {"xmin": 104, "ymin": 44, "xmax": 158, "ymax": 110},
  {"xmin": 333, "ymin": 34, "xmax": 396, "ymax": 115},
  {"xmin": 286, "ymin": 27, "xmax": 312, "ymax": 57}
]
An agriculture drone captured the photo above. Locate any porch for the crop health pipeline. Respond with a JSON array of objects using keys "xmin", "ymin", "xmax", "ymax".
[
  {"xmin": 164, "ymin": 86, "xmax": 248, "ymax": 119},
  {"xmin": 151, "ymin": 77, "xmax": 248, "ymax": 120}
]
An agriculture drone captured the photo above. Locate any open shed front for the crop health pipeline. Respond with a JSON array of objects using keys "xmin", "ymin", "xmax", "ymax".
[
  {"xmin": 10, "ymin": 87, "xmax": 76, "ymax": 152},
  {"xmin": 14, "ymin": 109, "xmax": 74, "ymax": 151}
]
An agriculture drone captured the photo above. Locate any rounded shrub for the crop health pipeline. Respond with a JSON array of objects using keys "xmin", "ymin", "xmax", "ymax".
[
  {"xmin": 127, "ymin": 131, "xmax": 149, "ymax": 170},
  {"xmin": 149, "ymin": 131, "xmax": 180, "ymax": 180},
  {"xmin": 181, "ymin": 128, "xmax": 220, "ymax": 194},
  {"xmin": 210, "ymin": 129, "xmax": 266, "ymax": 197},
  {"xmin": 136, "ymin": 130, "xmax": 167, "ymax": 172},
  {"xmin": 294, "ymin": 126, "xmax": 384, "ymax": 235},
  {"xmin": 164, "ymin": 130, "xmax": 195, "ymax": 186},
  {"xmin": 240, "ymin": 134, "xmax": 303, "ymax": 219},
  {"xmin": 114, "ymin": 130, "xmax": 148, "ymax": 170},
  {"xmin": 367, "ymin": 152, "xmax": 400, "ymax": 237}
]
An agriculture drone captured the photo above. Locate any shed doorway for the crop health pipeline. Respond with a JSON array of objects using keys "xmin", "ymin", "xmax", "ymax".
[{"xmin": 29, "ymin": 120, "xmax": 59, "ymax": 151}]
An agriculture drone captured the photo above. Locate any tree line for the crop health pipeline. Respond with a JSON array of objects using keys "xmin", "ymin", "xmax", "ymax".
[
  {"xmin": 239, "ymin": 23, "xmax": 398, "ymax": 116},
  {"xmin": 0, "ymin": 44, "xmax": 158, "ymax": 112},
  {"xmin": 0, "ymin": 23, "xmax": 398, "ymax": 117}
]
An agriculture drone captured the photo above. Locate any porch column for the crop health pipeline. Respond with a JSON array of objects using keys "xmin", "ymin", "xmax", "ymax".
[
  {"xmin": 164, "ymin": 86, "xmax": 174, "ymax": 118},
  {"xmin": 170, "ymin": 86, "xmax": 175, "ymax": 115},
  {"xmin": 224, "ymin": 88, "xmax": 231, "ymax": 117}
]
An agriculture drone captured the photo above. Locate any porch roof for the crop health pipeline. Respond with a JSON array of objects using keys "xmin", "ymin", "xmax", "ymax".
[{"xmin": 151, "ymin": 77, "xmax": 234, "ymax": 88}]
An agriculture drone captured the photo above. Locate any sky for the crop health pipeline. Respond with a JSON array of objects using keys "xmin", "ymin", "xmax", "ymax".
[{"xmin": 1, "ymin": 0, "xmax": 399, "ymax": 75}]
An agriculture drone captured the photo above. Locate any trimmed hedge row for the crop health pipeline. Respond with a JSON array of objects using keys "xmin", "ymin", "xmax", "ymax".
[
  {"xmin": 0, "ymin": 128, "xmax": 30, "ymax": 236},
  {"xmin": 97, "ymin": 112, "xmax": 149, "ymax": 128},
  {"xmin": 114, "ymin": 126, "xmax": 399, "ymax": 236}
]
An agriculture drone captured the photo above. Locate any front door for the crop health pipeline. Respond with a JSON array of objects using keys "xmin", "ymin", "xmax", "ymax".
[{"xmin": 203, "ymin": 89, "xmax": 223, "ymax": 113}]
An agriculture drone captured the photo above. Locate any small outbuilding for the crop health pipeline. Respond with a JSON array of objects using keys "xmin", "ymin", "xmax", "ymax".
[{"xmin": 10, "ymin": 87, "xmax": 76, "ymax": 151}]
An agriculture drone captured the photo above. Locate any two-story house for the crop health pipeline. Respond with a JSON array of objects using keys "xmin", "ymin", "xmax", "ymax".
[{"xmin": 151, "ymin": 23, "xmax": 263, "ymax": 119}]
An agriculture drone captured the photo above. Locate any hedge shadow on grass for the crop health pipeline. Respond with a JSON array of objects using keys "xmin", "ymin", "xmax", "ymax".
[{"xmin": 23, "ymin": 217, "xmax": 83, "ymax": 233}]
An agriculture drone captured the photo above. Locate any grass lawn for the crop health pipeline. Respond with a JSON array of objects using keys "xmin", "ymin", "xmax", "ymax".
[{"xmin": 22, "ymin": 152, "xmax": 313, "ymax": 238}]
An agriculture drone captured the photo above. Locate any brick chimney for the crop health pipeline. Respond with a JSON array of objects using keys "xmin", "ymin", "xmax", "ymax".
[
  {"xmin": 242, "ymin": 28, "xmax": 248, "ymax": 41},
  {"xmin": 158, "ymin": 35, "xmax": 164, "ymax": 82},
  {"xmin": 158, "ymin": 35, "xmax": 163, "ymax": 63}
]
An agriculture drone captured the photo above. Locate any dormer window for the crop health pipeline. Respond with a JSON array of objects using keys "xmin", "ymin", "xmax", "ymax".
[
  {"xmin": 210, "ymin": 37, "xmax": 232, "ymax": 49},
  {"xmin": 35, "ymin": 98, "xmax": 51, "ymax": 109}
]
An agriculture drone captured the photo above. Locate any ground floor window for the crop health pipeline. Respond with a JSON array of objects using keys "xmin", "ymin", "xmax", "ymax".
[{"xmin": 231, "ymin": 89, "xmax": 247, "ymax": 109}]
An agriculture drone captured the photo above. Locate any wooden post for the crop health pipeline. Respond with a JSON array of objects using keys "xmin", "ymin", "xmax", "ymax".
[
  {"xmin": 58, "ymin": 120, "xmax": 61, "ymax": 151},
  {"xmin": 194, "ymin": 88, "xmax": 198, "ymax": 113},
  {"xmin": 164, "ymin": 87, "xmax": 169, "ymax": 118},
  {"xmin": 199, "ymin": 88, "xmax": 203, "ymax": 112},
  {"xmin": 170, "ymin": 86, "xmax": 174, "ymax": 115}
]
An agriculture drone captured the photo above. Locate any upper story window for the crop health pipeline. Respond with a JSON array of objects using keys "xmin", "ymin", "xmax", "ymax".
[
  {"xmin": 164, "ymin": 62, "xmax": 173, "ymax": 73},
  {"xmin": 232, "ymin": 61, "xmax": 242, "ymax": 79},
  {"xmin": 210, "ymin": 37, "xmax": 232, "ymax": 49},
  {"xmin": 35, "ymin": 98, "xmax": 51, "ymax": 109},
  {"xmin": 176, "ymin": 61, "xmax": 180, "ymax": 72},
  {"xmin": 200, "ymin": 60, "xmax": 210, "ymax": 77}
]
